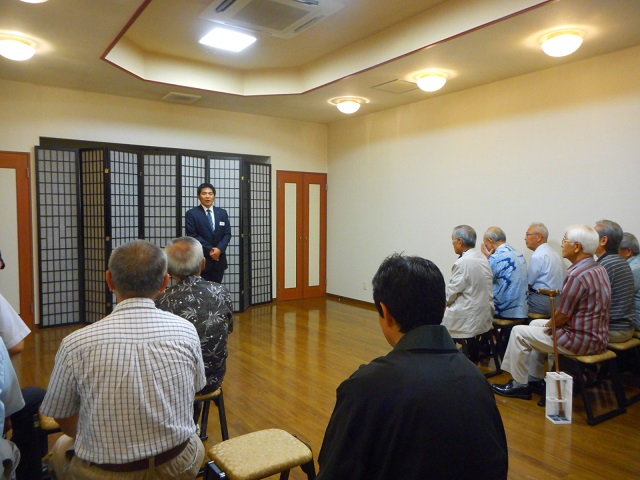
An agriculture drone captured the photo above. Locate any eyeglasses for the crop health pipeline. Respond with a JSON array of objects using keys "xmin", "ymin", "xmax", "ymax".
[
  {"xmin": 562, "ymin": 236, "xmax": 574, "ymax": 245},
  {"xmin": 525, "ymin": 233, "xmax": 538, "ymax": 237}
]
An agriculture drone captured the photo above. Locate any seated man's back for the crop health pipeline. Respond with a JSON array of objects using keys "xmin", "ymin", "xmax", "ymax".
[
  {"xmin": 41, "ymin": 240, "xmax": 206, "ymax": 479},
  {"xmin": 318, "ymin": 254, "xmax": 507, "ymax": 480},
  {"xmin": 156, "ymin": 236, "xmax": 233, "ymax": 394}
]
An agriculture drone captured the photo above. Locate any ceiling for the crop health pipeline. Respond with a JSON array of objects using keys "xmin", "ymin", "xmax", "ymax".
[{"xmin": 1, "ymin": 0, "xmax": 640, "ymax": 124}]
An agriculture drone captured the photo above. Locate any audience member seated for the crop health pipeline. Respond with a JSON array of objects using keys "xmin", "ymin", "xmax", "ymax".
[
  {"xmin": 0, "ymin": 341, "xmax": 26, "ymax": 478},
  {"xmin": 524, "ymin": 222, "xmax": 565, "ymax": 316},
  {"xmin": 0, "ymin": 292, "xmax": 48, "ymax": 480},
  {"xmin": 619, "ymin": 232, "xmax": 640, "ymax": 330},
  {"xmin": 156, "ymin": 236, "xmax": 233, "ymax": 425},
  {"xmin": 482, "ymin": 226, "xmax": 528, "ymax": 319},
  {"xmin": 442, "ymin": 225, "xmax": 494, "ymax": 339},
  {"xmin": 493, "ymin": 225, "xmax": 611, "ymax": 399},
  {"xmin": 317, "ymin": 254, "xmax": 508, "ymax": 480},
  {"xmin": 40, "ymin": 240, "xmax": 206, "ymax": 480},
  {"xmin": 594, "ymin": 220, "xmax": 636, "ymax": 342}
]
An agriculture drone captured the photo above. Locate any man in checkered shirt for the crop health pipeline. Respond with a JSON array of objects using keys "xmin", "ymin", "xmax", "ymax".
[{"xmin": 41, "ymin": 240, "xmax": 206, "ymax": 479}]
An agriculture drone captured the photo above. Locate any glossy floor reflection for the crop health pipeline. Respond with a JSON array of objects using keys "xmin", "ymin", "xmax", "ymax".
[{"xmin": 17, "ymin": 297, "xmax": 640, "ymax": 479}]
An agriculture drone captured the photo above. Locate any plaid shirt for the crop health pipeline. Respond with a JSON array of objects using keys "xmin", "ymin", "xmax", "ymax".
[
  {"xmin": 41, "ymin": 298, "xmax": 206, "ymax": 464},
  {"xmin": 556, "ymin": 257, "xmax": 611, "ymax": 355}
]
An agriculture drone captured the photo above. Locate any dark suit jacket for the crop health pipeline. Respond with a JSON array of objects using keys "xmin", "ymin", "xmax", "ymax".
[{"xmin": 185, "ymin": 205, "xmax": 232, "ymax": 274}]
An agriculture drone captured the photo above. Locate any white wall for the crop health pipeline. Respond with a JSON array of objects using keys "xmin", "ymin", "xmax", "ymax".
[
  {"xmin": 327, "ymin": 46, "xmax": 640, "ymax": 302},
  {"xmin": 0, "ymin": 79, "xmax": 328, "ymax": 305}
]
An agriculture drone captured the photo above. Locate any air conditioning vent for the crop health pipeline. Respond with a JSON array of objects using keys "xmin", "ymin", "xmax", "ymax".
[{"xmin": 200, "ymin": 0, "xmax": 343, "ymax": 39}]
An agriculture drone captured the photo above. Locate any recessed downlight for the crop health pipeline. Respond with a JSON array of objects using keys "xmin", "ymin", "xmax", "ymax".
[{"xmin": 199, "ymin": 27, "xmax": 256, "ymax": 52}]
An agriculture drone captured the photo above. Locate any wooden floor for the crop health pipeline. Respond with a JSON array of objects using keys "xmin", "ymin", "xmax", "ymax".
[{"xmin": 15, "ymin": 297, "xmax": 640, "ymax": 479}]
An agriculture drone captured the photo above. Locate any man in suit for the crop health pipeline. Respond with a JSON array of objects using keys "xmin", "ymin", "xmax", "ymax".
[{"xmin": 185, "ymin": 183, "xmax": 232, "ymax": 283}]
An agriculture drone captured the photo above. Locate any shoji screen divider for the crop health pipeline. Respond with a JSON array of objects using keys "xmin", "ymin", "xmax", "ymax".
[{"xmin": 36, "ymin": 143, "xmax": 271, "ymax": 327}]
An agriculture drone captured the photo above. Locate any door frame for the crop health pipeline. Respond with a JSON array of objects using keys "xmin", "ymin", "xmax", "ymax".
[
  {"xmin": 0, "ymin": 151, "xmax": 34, "ymax": 327},
  {"xmin": 276, "ymin": 171, "xmax": 327, "ymax": 301}
]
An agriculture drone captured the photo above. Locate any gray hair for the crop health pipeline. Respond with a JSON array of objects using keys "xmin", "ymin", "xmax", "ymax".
[
  {"xmin": 484, "ymin": 226, "xmax": 506, "ymax": 243},
  {"xmin": 528, "ymin": 222, "xmax": 549, "ymax": 241},
  {"xmin": 108, "ymin": 240, "xmax": 167, "ymax": 298},
  {"xmin": 620, "ymin": 232, "xmax": 640, "ymax": 256},
  {"xmin": 595, "ymin": 219, "xmax": 624, "ymax": 253},
  {"xmin": 165, "ymin": 237, "xmax": 205, "ymax": 278},
  {"xmin": 452, "ymin": 225, "xmax": 476, "ymax": 248},
  {"xmin": 565, "ymin": 225, "xmax": 600, "ymax": 255}
]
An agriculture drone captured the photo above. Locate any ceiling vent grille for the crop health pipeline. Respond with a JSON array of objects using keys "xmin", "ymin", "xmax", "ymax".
[
  {"xmin": 161, "ymin": 92, "xmax": 202, "ymax": 104},
  {"xmin": 200, "ymin": 0, "xmax": 343, "ymax": 39}
]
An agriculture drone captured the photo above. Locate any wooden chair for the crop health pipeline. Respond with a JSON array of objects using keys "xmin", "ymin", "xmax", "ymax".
[
  {"xmin": 195, "ymin": 387, "xmax": 229, "ymax": 442},
  {"xmin": 607, "ymin": 337, "xmax": 640, "ymax": 406},
  {"xmin": 204, "ymin": 428, "xmax": 316, "ymax": 480},
  {"xmin": 560, "ymin": 350, "xmax": 627, "ymax": 425},
  {"xmin": 456, "ymin": 328, "xmax": 502, "ymax": 378}
]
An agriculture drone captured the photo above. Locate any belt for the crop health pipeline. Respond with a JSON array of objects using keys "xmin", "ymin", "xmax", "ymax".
[{"xmin": 92, "ymin": 439, "xmax": 190, "ymax": 473}]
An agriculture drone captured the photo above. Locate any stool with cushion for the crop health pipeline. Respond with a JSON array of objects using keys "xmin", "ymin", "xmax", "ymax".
[
  {"xmin": 35, "ymin": 412, "xmax": 61, "ymax": 435},
  {"xmin": 195, "ymin": 387, "xmax": 229, "ymax": 442},
  {"xmin": 561, "ymin": 350, "xmax": 627, "ymax": 425},
  {"xmin": 607, "ymin": 337, "xmax": 640, "ymax": 406},
  {"xmin": 492, "ymin": 317, "xmax": 528, "ymax": 360},
  {"xmin": 204, "ymin": 428, "xmax": 316, "ymax": 480},
  {"xmin": 456, "ymin": 328, "xmax": 501, "ymax": 378}
]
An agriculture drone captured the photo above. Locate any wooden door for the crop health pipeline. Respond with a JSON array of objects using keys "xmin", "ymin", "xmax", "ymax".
[
  {"xmin": 0, "ymin": 151, "xmax": 34, "ymax": 327},
  {"xmin": 276, "ymin": 171, "xmax": 326, "ymax": 300}
]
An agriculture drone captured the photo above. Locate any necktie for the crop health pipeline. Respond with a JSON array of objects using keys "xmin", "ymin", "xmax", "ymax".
[{"xmin": 207, "ymin": 209, "xmax": 214, "ymax": 231}]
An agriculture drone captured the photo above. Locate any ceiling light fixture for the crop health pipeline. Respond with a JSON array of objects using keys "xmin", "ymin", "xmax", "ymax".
[
  {"xmin": 328, "ymin": 97, "xmax": 369, "ymax": 114},
  {"xmin": 416, "ymin": 73, "xmax": 447, "ymax": 92},
  {"xmin": 20, "ymin": 0, "xmax": 49, "ymax": 3},
  {"xmin": 0, "ymin": 35, "xmax": 36, "ymax": 61},
  {"xmin": 199, "ymin": 27, "xmax": 256, "ymax": 52},
  {"xmin": 541, "ymin": 31, "xmax": 583, "ymax": 57}
]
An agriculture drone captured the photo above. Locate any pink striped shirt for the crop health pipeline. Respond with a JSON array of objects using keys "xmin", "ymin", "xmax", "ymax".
[{"xmin": 556, "ymin": 257, "xmax": 611, "ymax": 355}]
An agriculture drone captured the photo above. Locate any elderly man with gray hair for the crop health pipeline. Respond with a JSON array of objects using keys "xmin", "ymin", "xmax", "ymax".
[
  {"xmin": 156, "ymin": 237, "xmax": 233, "ymax": 396},
  {"xmin": 524, "ymin": 222, "xmax": 566, "ymax": 316},
  {"xmin": 619, "ymin": 232, "xmax": 640, "ymax": 329},
  {"xmin": 594, "ymin": 219, "xmax": 636, "ymax": 342},
  {"xmin": 442, "ymin": 225, "xmax": 494, "ymax": 340},
  {"xmin": 41, "ymin": 240, "xmax": 206, "ymax": 479},
  {"xmin": 493, "ymin": 225, "xmax": 611, "ymax": 400},
  {"xmin": 481, "ymin": 226, "xmax": 528, "ymax": 320}
]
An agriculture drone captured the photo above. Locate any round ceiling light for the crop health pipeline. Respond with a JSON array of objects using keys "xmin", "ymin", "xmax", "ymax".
[
  {"xmin": 0, "ymin": 36, "xmax": 36, "ymax": 61},
  {"xmin": 541, "ymin": 31, "xmax": 583, "ymax": 57},
  {"xmin": 328, "ymin": 96, "xmax": 369, "ymax": 115},
  {"xmin": 416, "ymin": 74, "xmax": 447, "ymax": 92}
]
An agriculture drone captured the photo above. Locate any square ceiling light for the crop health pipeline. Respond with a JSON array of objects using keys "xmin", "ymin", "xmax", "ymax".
[{"xmin": 199, "ymin": 27, "xmax": 257, "ymax": 52}]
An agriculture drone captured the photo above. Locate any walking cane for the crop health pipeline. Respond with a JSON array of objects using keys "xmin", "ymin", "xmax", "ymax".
[{"xmin": 538, "ymin": 288, "xmax": 563, "ymax": 417}]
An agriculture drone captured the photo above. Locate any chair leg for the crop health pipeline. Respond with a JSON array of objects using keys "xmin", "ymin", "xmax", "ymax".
[
  {"xmin": 279, "ymin": 470, "xmax": 291, "ymax": 480},
  {"xmin": 200, "ymin": 399, "xmax": 211, "ymax": 441},
  {"xmin": 484, "ymin": 332, "xmax": 502, "ymax": 378},
  {"xmin": 204, "ymin": 460, "xmax": 227, "ymax": 479},
  {"xmin": 300, "ymin": 459, "xmax": 317, "ymax": 479},
  {"xmin": 214, "ymin": 389, "xmax": 230, "ymax": 441}
]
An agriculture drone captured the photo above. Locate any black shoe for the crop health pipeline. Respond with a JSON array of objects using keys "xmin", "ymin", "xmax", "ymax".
[
  {"xmin": 492, "ymin": 380, "xmax": 532, "ymax": 400},
  {"xmin": 528, "ymin": 379, "xmax": 546, "ymax": 394}
]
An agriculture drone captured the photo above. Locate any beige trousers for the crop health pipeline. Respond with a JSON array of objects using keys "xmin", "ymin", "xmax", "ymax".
[
  {"xmin": 50, "ymin": 433, "xmax": 204, "ymax": 480},
  {"xmin": 500, "ymin": 319, "xmax": 577, "ymax": 384}
]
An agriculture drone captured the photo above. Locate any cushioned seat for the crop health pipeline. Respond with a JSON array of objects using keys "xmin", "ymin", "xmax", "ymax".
[
  {"xmin": 195, "ymin": 387, "xmax": 229, "ymax": 441},
  {"xmin": 205, "ymin": 428, "xmax": 316, "ymax": 480},
  {"xmin": 36, "ymin": 413, "xmax": 61, "ymax": 434},
  {"xmin": 492, "ymin": 317, "xmax": 528, "ymax": 359},
  {"xmin": 607, "ymin": 338, "xmax": 640, "ymax": 406},
  {"xmin": 562, "ymin": 350, "xmax": 627, "ymax": 425},
  {"xmin": 456, "ymin": 328, "xmax": 501, "ymax": 378}
]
